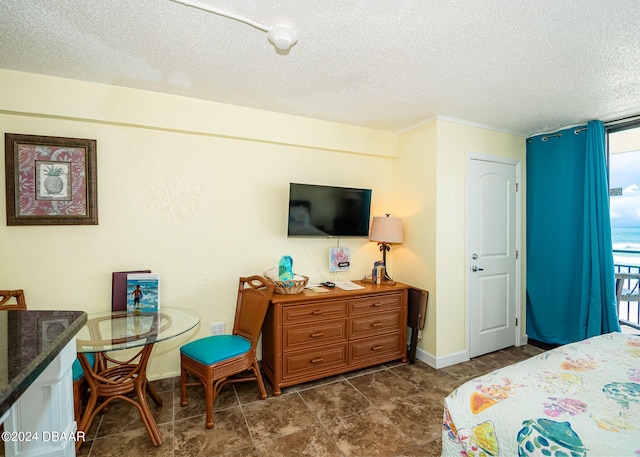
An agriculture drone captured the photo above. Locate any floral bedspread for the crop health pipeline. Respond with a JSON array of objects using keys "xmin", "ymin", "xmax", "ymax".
[{"xmin": 442, "ymin": 332, "xmax": 640, "ymax": 456}]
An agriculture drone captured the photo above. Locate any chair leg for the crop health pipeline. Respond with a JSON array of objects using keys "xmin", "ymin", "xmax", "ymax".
[
  {"xmin": 204, "ymin": 380, "xmax": 214, "ymax": 429},
  {"xmin": 205, "ymin": 379, "xmax": 223, "ymax": 429},
  {"xmin": 73, "ymin": 380, "xmax": 83, "ymax": 423},
  {"xmin": 408, "ymin": 326, "xmax": 419, "ymax": 364},
  {"xmin": 73, "ymin": 376, "xmax": 92, "ymax": 423},
  {"xmin": 180, "ymin": 366, "xmax": 189, "ymax": 407},
  {"xmin": 252, "ymin": 360, "xmax": 268, "ymax": 400}
]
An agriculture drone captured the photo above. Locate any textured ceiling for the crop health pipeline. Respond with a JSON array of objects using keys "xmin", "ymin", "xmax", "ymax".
[{"xmin": 2, "ymin": 0, "xmax": 640, "ymax": 136}]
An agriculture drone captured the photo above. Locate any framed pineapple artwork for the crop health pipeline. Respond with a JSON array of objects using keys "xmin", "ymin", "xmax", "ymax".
[{"xmin": 4, "ymin": 133, "xmax": 98, "ymax": 225}]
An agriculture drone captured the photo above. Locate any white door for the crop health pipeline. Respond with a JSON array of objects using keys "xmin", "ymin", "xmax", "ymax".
[{"xmin": 468, "ymin": 157, "xmax": 518, "ymax": 358}]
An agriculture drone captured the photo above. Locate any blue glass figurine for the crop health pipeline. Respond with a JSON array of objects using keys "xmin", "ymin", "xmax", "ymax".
[{"xmin": 278, "ymin": 255, "xmax": 294, "ymax": 287}]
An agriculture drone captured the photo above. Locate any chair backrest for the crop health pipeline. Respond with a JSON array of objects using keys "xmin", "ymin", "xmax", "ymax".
[
  {"xmin": 0, "ymin": 289, "xmax": 27, "ymax": 310},
  {"xmin": 407, "ymin": 287, "xmax": 429, "ymax": 329},
  {"xmin": 615, "ymin": 272, "xmax": 640, "ymax": 303},
  {"xmin": 232, "ymin": 276, "xmax": 275, "ymax": 347}
]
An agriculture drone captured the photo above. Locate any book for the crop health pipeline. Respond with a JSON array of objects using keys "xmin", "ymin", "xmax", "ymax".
[
  {"xmin": 372, "ymin": 260, "xmax": 384, "ymax": 284},
  {"xmin": 112, "ymin": 270, "xmax": 151, "ymax": 311},
  {"xmin": 126, "ymin": 273, "xmax": 160, "ymax": 313}
]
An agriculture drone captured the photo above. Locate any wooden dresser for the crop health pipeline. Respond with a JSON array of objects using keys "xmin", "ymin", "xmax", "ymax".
[{"xmin": 261, "ymin": 281, "xmax": 409, "ymax": 395}]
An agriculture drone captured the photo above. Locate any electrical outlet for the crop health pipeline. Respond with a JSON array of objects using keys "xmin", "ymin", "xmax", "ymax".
[{"xmin": 210, "ymin": 322, "xmax": 225, "ymax": 335}]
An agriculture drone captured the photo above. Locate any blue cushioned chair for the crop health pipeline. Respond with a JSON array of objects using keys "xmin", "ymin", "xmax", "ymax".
[
  {"xmin": 180, "ymin": 276, "xmax": 275, "ymax": 428},
  {"xmin": 72, "ymin": 353, "xmax": 96, "ymax": 422}
]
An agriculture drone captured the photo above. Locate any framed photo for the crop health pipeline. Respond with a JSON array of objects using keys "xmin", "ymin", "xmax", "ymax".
[
  {"xmin": 38, "ymin": 316, "xmax": 73, "ymax": 351},
  {"xmin": 5, "ymin": 133, "xmax": 98, "ymax": 225},
  {"xmin": 329, "ymin": 247, "xmax": 351, "ymax": 272}
]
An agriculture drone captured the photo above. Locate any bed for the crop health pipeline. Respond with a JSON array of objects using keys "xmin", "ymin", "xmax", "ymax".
[{"xmin": 442, "ymin": 332, "xmax": 640, "ymax": 456}]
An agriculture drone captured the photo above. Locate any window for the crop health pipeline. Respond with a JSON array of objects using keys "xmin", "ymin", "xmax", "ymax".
[
  {"xmin": 608, "ymin": 125, "xmax": 640, "ymax": 266},
  {"xmin": 608, "ymin": 123, "xmax": 640, "ymax": 330}
]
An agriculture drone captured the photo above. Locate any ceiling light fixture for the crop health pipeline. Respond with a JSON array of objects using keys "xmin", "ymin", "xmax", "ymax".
[{"xmin": 169, "ymin": 0, "xmax": 298, "ymax": 54}]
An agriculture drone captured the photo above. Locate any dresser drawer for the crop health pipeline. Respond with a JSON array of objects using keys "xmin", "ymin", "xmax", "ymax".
[
  {"xmin": 348, "ymin": 310, "xmax": 403, "ymax": 339},
  {"xmin": 283, "ymin": 343, "xmax": 348, "ymax": 380},
  {"xmin": 283, "ymin": 300, "xmax": 348, "ymax": 325},
  {"xmin": 349, "ymin": 332, "xmax": 404, "ymax": 364},
  {"xmin": 263, "ymin": 282, "xmax": 408, "ymax": 395},
  {"xmin": 349, "ymin": 293, "xmax": 402, "ymax": 315},
  {"xmin": 283, "ymin": 320, "xmax": 347, "ymax": 350}
]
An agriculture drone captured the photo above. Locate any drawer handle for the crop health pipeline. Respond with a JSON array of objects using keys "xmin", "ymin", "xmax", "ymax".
[
  {"xmin": 311, "ymin": 332, "xmax": 324, "ymax": 338},
  {"xmin": 371, "ymin": 345, "xmax": 384, "ymax": 351},
  {"xmin": 371, "ymin": 322, "xmax": 383, "ymax": 328},
  {"xmin": 372, "ymin": 302, "xmax": 383, "ymax": 307},
  {"xmin": 310, "ymin": 357, "xmax": 325, "ymax": 364},
  {"xmin": 311, "ymin": 310, "xmax": 324, "ymax": 315}
]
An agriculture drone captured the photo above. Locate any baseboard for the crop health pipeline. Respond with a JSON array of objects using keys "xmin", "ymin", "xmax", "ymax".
[
  {"xmin": 415, "ymin": 347, "xmax": 469, "ymax": 369},
  {"xmin": 519, "ymin": 333, "xmax": 528, "ymax": 345},
  {"xmin": 414, "ymin": 335, "xmax": 531, "ymax": 369}
]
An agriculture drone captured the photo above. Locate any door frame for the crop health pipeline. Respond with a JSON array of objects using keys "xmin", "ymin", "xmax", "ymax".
[{"xmin": 465, "ymin": 152, "xmax": 524, "ymax": 358}]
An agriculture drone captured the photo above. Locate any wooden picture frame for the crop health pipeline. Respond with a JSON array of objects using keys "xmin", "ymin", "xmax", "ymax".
[{"xmin": 5, "ymin": 133, "xmax": 98, "ymax": 225}]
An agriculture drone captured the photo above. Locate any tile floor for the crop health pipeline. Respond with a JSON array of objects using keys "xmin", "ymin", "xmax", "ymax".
[{"xmin": 68, "ymin": 344, "xmax": 544, "ymax": 457}]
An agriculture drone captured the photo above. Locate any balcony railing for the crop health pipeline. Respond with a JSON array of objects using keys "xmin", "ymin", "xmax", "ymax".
[{"xmin": 614, "ymin": 255, "xmax": 640, "ymax": 330}]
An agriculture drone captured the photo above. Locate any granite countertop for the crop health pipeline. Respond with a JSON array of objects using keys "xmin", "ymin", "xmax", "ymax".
[{"xmin": 0, "ymin": 310, "xmax": 87, "ymax": 419}]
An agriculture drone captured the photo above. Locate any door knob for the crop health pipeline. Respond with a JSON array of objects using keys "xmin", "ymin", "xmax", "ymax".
[{"xmin": 471, "ymin": 265, "xmax": 484, "ymax": 272}]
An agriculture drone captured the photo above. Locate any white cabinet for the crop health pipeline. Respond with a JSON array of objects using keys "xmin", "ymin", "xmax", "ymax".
[{"xmin": 4, "ymin": 338, "xmax": 79, "ymax": 457}]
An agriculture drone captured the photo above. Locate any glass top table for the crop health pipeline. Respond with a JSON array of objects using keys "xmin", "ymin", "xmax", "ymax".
[
  {"xmin": 74, "ymin": 306, "xmax": 200, "ymax": 449},
  {"xmin": 76, "ymin": 307, "xmax": 200, "ymax": 353}
]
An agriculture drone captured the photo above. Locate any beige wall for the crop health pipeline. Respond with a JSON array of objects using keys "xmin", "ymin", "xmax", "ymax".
[
  {"xmin": 0, "ymin": 70, "xmax": 397, "ymax": 379},
  {"xmin": 395, "ymin": 118, "xmax": 526, "ymax": 363},
  {"xmin": 0, "ymin": 70, "xmax": 527, "ymax": 377},
  {"xmin": 393, "ymin": 121, "xmax": 438, "ymax": 353}
]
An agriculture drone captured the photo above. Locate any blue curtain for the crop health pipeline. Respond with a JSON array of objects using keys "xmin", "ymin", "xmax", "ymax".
[{"xmin": 526, "ymin": 121, "xmax": 620, "ymax": 345}]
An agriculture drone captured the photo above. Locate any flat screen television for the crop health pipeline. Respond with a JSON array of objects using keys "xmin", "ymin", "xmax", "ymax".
[{"xmin": 287, "ymin": 183, "xmax": 372, "ymax": 237}]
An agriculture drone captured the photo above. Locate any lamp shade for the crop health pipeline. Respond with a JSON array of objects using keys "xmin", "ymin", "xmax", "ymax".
[{"xmin": 369, "ymin": 216, "xmax": 403, "ymax": 244}]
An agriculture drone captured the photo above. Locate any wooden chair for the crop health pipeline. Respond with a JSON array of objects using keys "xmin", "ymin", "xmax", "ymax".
[
  {"xmin": 615, "ymin": 272, "xmax": 640, "ymax": 330},
  {"xmin": 407, "ymin": 287, "xmax": 429, "ymax": 364},
  {"xmin": 0, "ymin": 289, "xmax": 90, "ymax": 421},
  {"xmin": 0, "ymin": 290, "xmax": 26, "ymax": 434},
  {"xmin": 180, "ymin": 276, "xmax": 275, "ymax": 428},
  {"xmin": 0, "ymin": 290, "xmax": 27, "ymax": 310}
]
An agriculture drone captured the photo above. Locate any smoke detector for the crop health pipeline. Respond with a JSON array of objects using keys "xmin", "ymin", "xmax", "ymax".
[
  {"xmin": 267, "ymin": 23, "xmax": 298, "ymax": 53},
  {"xmin": 171, "ymin": 0, "xmax": 299, "ymax": 55}
]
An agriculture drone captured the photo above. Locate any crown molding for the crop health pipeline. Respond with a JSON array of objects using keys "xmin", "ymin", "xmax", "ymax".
[{"xmin": 398, "ymin": 114, "xmax": 527, "ymax": 137}]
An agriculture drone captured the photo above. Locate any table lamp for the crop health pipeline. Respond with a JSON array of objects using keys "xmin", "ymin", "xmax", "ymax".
[{"xmin": 369, "ymin": 214, "xmax": 403, "ymax": 281}]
